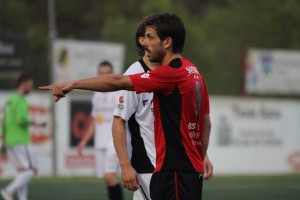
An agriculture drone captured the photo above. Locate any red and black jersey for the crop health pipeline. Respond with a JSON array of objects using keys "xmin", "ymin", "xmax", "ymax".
[{"xmin": 129, "ymin": 57, "xmax": 210, "ymax": 173}]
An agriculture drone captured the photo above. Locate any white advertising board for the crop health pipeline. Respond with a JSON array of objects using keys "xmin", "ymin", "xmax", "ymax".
[
  {"xmin": 53, "ymin": 39, "xmax": 125, "ymax": 82},
  {"xmin": 54, "ymin": 93, "xmax": 98, "ymax": 176},
  {"xmin": 245, "ymin": 48, "xmax": 300, "ymax": 95},
  {"xmin": 54, "ymin": 94, "xmax": 300, "ymax": 176},
  {"xmin": 209, "ymin": 96, "xmax": 300, "ymax": 174},
  {"xmin": 0, "ymin": 92, "xmax": 53, "ymax": 178}
]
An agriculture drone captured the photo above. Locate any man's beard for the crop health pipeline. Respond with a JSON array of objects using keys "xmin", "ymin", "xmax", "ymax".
[
  {"xmin": 149, "ymin": 47, "xmax": 165, "ymax": 64},
  {"xmin": 24, "ymin": 88, "xmax": 31, "ymax": 95}
]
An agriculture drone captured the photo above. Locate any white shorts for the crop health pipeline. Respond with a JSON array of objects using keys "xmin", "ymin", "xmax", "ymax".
[
  {"xmin": 133, "ymin": 173, "xmax": 152, "ymax": 200},
  {"xmin": 95, "ymin": 148, "xmax": 119, "ymax": 177},
  {"xmin": 7, "ymin": 144, "xmax": 37, "ymax": 170}
]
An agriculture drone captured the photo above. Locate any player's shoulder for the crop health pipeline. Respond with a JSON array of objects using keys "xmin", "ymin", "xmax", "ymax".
[
  {"xmin": 180, "ymin": 57, "xmax": 204, "ymax": 75},
  {"xmin": 181, "ymin": 57, "xmax": 196, "ymax": 66},
  {"xmin": 124, "ymin": 60, "xmax": 145, "ymax": 75},
  {"xmin": 93, "ymin": 92, "xmax": 102, "ymax": 97},
  {"xmin": 10, "ymin": 93, "xmax": 21, "ymax": 98},
  {"xmin": 8, "ymin": 93, "xmax": 23, "ymax": 103},
  {"xmin": 152, "ymin": 63, "xmax": 176, "ymax": 76},
  {"xmin": 92, "ymin": 92, "xmax": 104, "ymax": 101}
]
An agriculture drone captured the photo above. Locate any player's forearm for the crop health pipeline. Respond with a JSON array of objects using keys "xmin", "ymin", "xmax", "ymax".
[
  {"xmin": 17, "ymin": 113, "xmax": 31, "ymax": 127},
  {"xmin": 112, "ymin": 116, "xmax": 131, "ymax": 167},
  {"xmin": 81, "ymin": 120, "xmax": 95, "ymax": 143},
  {"xmin": 201, "ymin": 114, "xmax": 211, "ymax": 156},
  {"xmin": 73, "ymin": 74, "xmax": 134, "ymax": 92}
]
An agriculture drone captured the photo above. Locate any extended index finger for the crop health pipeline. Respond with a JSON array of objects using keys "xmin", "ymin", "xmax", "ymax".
[{"xmin": 39, "ymin": 85, "xmax": 54, "ymax": 90}]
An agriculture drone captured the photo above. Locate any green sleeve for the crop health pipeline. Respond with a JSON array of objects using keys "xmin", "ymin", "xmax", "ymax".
[
  {"xmin": 1, "ymin": 111, "xmax": 6, "ymax": 138},
  {"xmin": 16, "ymin": 101, "xmax": 31, "ymax": 127}
]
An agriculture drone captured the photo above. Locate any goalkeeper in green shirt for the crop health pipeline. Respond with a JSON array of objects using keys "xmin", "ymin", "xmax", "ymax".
[{"xmin": 1, "ymin": 74, "xmax": 37, "ymax": 200}]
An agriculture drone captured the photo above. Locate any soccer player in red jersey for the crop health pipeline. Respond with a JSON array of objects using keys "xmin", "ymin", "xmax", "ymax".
[{"xmin": 40, "ymin": 13, "xmax": 212, "ymax": 200}]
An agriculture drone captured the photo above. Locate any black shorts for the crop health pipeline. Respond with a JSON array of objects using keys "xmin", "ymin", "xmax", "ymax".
[{"xmin": 150, "ymin": 170, "xmax": 203, "ymax": 200}]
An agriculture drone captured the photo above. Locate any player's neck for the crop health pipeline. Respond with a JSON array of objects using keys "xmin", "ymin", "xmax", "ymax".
[
  {"xmin": 162, "ymin": 52, "xmax": 181, "ymax": 66},
  {"xmin": 17, "ymin": 87, "xmax": 26, "ymax": 96}
]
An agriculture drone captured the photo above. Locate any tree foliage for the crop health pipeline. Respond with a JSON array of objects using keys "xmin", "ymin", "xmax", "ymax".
[
  {"xmin": 197, "ymin": 0, "xmax": 300, "ymax": 94},
  {"xmin": 1, "ymin": 0, "xmax": 300, "ymax": 94}
]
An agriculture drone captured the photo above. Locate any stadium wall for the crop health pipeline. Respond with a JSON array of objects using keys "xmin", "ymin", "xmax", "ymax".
[{"xmin": 1, "ymin": 93, "xmax": 299, "ymax": 177}]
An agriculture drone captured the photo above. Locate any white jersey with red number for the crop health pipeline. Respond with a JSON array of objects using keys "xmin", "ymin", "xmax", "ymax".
[
  {"xmin": 114, "ymin": 59, "xmax": 156, "ymax": 173},
  {"xmin": 92, "ymin": 92, "xmax": 116, "ymax": 150}
]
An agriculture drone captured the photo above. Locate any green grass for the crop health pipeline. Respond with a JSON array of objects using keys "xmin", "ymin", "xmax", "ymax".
[
  {"xmin": 1, "ymin": 174, "xmax": 300, "ymax": 200},
  {"xmin": 0, "ymin": 177, "xmax": 133, "ymax": 200},
  {"xmin": 203, "ymin": 174, "xmax": 300, "ymax": 200}
]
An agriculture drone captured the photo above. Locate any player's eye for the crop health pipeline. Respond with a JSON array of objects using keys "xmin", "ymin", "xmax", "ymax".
[{"xmin": 146, "ymin": 34, "xmax": 153, "ymax": 40}]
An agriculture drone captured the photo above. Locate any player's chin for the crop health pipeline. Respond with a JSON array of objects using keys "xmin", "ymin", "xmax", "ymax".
[{"xmin": 149, "ymin": 57, "xmax": 157, "ymax": 63}]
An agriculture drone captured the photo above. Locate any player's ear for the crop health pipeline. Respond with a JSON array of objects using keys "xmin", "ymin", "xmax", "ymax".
[{"xmin": 163, "ymin": 37, "xmax": 172, "ymax": 50}]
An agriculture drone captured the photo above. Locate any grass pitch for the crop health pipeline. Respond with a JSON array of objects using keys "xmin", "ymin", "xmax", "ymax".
[{"xmin": 0, "ymin": 174, "xmax": 299, "ymax": 200}]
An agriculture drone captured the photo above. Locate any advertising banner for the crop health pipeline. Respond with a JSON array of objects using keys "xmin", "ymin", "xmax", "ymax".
[
  {"xmin": 245, "ymin": 48, "xmax": 300, "ymax": 96},
  {"xmin": 0, "ymin": 92, "xmax": 53, "ymax": 178},
  {"xmin": 209, "ymin": 97, "xmax": 300, "ymax": 174},
  {"xmin": 0, "ymin": 35, "xmax": 28, "ymax": 89},
  {"xmin": 54, "ymin": 94, "xmax": 97, "ymax": 176},
  {"xmin": 52, "ymin": 39, "xmax": 125, "ymax": 83}
]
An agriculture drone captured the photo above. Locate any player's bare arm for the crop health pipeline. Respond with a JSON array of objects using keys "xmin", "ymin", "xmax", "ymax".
[
  {"xmin": 39, "ymin": 75, "xmax": 134, "ymax": 102},
  {"xmin": 203, "ymin": 154, "xmax": 213, "ymax": 180},
  {"xmin": 77, "ymin": 120, "xmax": 95, "ymax": 156},
  {"xmin": 201, "ymin": 114, "xmax": 211, "ymax": 157},
  {"xmin": 112, "ymin": 116, "xmax": 139, "ymax": 191}
]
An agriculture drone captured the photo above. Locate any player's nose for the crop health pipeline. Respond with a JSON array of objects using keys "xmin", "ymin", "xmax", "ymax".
[{"xmin": 142, "ymin": 37, "xmax": 150, "ymax": 48}]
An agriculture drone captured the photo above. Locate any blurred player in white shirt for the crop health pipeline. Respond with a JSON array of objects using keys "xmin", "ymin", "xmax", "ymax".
[{"xmin": 77, "ymin": 61, "xmax": 123, "ymax": 200}]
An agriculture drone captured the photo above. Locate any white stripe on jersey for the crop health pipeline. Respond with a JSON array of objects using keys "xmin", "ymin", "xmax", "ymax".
[{"xmin": 113, "ymin": 60, "xmax": 156, "ymax": 170}]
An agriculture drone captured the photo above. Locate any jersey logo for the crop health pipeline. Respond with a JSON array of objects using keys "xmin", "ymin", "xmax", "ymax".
[
  {"xmin": 140, "ymin": 72, "xmax": 150, "ymax": 79},
  {"xmin": 186, "ymin": 66, "xmax": 199, "ymax": 76},
  {"xmin": 119, "ymin": 96, "xmax": 124, "ymax": 103},
  {"xmin": 142, "ymin": 99, "xmax": 153, "ymax": 106},
  {"xmin": 142, "ymin": 99, "xmax": 149, "ymax": 106},
  {"xmin": 116, "ymin": 104, "xmax": 124, "ymax": 110}
]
